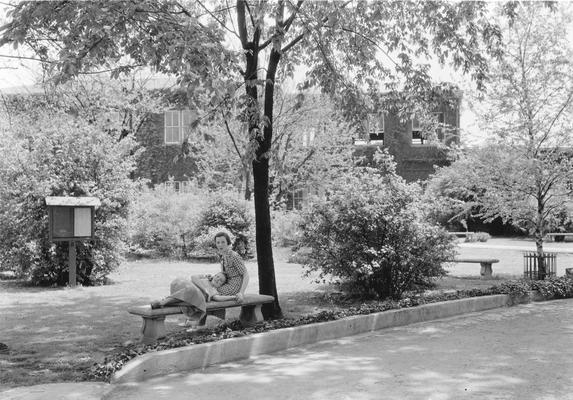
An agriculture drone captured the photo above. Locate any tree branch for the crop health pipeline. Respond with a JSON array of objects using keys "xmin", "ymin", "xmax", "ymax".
[
  {"xmin": 537, "ymin": 89, "xmax": 573, "ymax": 151},
  {"xmin": 282, "ymin": 0, "xmax": 304, "ymax": 33},
  {"xmin": 192, "ymin": 0, "xmax": 241, "ymax": 40},
  {"xmin": 0, "ymin": 54, "xmax": 54, "ymax": 64},
  {"xmin": 244, "ymin": 1, "xmax": 256, "ymax": 27},
  {"xmin": 223, "ymin": 113, "xmax": 245, "ymax": 162},
  {"xmin": 293, "ymin": 148, "xmax": 316, "ymax": 171},
  {"xmin": 281, "ymin": 32, "xmax": 304, "ymax": 54},
  {"xmin": 236, "ymin": 0, "xmax": 249, "ymax": 48}
]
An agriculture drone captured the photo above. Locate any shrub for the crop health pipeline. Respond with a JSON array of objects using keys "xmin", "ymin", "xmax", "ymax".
[
  {"xmin": 464, "ymin": 232, "xmax": 491, "ymax": 242},
  {"xmin": 127, "ymin": 184, "xmax": 208, "ymax": 258},
  {"xmin": 530, "ymin": 277, "xmax": 573, "ymax": 298},
  {"xmin": 127, "ymin": 189, "xmax": 254, "ymax": 259},
  {"xmin": 299, "ymin": 157, "xmax": 456, "ymax": 300},
  {"xmin": 288, "ymin": 246, "xmax": 312, "ymax": 264},
  {"xmin": 0, "ymin": 111, "xmax": 139, "ymax": 285},
  {"xmin": 271, "ymin": 209, "xmax": 303, "ymax": 247},
  {"xmin": 194, "ymin": 192, "xmax": 254, "ymax": 258},
  {"xmin": 192, "ymin": 225, "xmax": 235, "ymax": 257}
]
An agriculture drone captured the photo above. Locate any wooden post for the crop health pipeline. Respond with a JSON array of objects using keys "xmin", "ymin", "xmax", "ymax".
[{"xmin": 69, "ymin": 240, "xmax": 76, "ymax": 287}]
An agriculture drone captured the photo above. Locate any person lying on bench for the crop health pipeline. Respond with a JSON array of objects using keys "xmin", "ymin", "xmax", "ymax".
[{"xmin": 150, "ymin": 272, "xmax": 241, "ymax": 309}]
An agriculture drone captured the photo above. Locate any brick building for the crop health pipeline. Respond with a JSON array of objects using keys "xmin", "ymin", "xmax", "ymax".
[
  {"xmin": 353, "ymin": 93, "xmax": 461, "ymax": 182},
  {"xmin": 132, "ymin": 108, "xmax": 199, "ymax": 190}
]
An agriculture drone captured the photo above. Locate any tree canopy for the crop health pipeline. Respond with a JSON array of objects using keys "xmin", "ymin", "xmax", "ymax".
[{"xmin": 2, "ymin": 0, "xmax": 504, "ymax": 314}]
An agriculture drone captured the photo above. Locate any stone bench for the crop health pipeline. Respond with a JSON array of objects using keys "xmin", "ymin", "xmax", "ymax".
[
  {"xmin": 545, "ymin": 233, "xmax": 573, "ymax": 242},
  {"xmin": 129, "ymin": 294, "xmax": 275, "ymax": 344},
  {"xmin": 451, "ymin": 258, "xmax": 500, "ymax": 279},
  {"xmin": 449, "ymin": 231, "xmax": 475, "ymax": 237}
]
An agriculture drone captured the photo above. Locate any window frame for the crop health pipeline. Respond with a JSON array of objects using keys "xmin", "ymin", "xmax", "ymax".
[
  {"xmin": 411, "ymin": 116, "xmax": 424, "ymax": 145},
  {"xmin": 367, "ymin": 112, "xmax": 385, "ymax": 142},
  {"xmin": 164, "ymin": 110, "xmax": 181, "ymax": 145}
]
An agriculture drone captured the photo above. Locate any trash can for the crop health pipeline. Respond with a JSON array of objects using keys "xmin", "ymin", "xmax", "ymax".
[{"xmin": 523, "ymin": 252, "xmax": 556, "ymax": 280}]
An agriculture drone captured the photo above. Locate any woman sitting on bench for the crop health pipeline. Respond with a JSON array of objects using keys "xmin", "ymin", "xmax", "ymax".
[{"xmin": 150, "ymin": 232, "xmax": 249, "ymax": 319}]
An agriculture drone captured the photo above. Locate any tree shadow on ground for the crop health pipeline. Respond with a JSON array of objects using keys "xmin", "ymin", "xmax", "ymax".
[
  {"xmin": 0, "ymin": 275, "xmax": 328, "ymax": 389},
  {"xmin": 107, "ymin": 301, "xmax": 573, "ymax": 400}
]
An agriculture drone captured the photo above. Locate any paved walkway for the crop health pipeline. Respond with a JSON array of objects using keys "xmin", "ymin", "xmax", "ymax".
[
  {"xmin": 459, "ymin": 241, "xmax": 573, "ymax": 254},
  {"xmin": 104, "ymin": 299, "xmax": 573, "ymax": 400},
  {"xmin": 4, "ymin": 299, "xmax": 573, "ymax": 400}
]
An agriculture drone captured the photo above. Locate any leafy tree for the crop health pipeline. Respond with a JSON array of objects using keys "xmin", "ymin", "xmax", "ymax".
[
  {"xmin": 1, "ymin": 1, "xmax": 502, "ymax": 317},
  {"xmin": 269, "ymin": 90, "xmax": 356, "ymax": 208},
  {"xmin": 432, "ymin": 3, "xmax": 573, "ymax": 279},
  {"xmin": 0, "ymin": 107, "xmax": 139, "ymax": 285}
]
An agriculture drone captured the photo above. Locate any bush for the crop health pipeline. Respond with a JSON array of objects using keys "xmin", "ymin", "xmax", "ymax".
[
  {"xmin": 127, "ymin": 189, "xmax": 254, "ymax": 259},
  {"xmin": 464, "ymin": 232, "xmax": 491, "ymax": 242},
  {"xmin": 193, "ymin": 192, "xmax": 254, "ymax": 258},
  {"xmin": 192, "ymin": 225, "xmax": 235, "ymax": 257},
  {"xmin": 299, "ymin": 156, "xmax": 456, "ymax": 300},
  {"xmin": 127, "ymin": 184, "xmax": 208, "ymax": 258},
  {"xmin": 0, "ymin": 111, "xmax": 139, "ymax": 285},
  {"xmin": 271, "ymin": 209, "xmax": 303, "ymax": 247},
  {"xmin": 530, "ymin": 276, "xmax": 573, "ymax": 298}
]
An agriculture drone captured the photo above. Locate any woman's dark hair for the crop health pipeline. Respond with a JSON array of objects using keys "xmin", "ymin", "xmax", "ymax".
[{"xmin": 214, "ymin": 231, "xmax": 232, "ymax": 245}]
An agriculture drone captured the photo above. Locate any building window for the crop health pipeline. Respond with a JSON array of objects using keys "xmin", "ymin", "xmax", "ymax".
[
  {"xmin": 302, "ymin": 128, "xmax": 316, "ymax": 147},
  {"xmin": 411, "ymin": 116, "xmax": 425, "ymax": 145},
  {"xmin": 164, "ymin": 110, "xmax": 192, "ymax": 144},
  {"xmin": 164, "ymin": 180, "xmax": 191, "ymax": 193},
  {"xmin": 367, "ymin": 112, "xmax": 384, "ymax": 143},
  {"xmin": 433, "ymin": 112, "xmax": 445, "ymax": 141},
  {"xmin": 286, "ymin": 188, "xmax": 304, "ymax": 211}
]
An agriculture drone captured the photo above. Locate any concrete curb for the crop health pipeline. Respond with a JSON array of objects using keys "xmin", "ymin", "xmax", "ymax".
[{"xmin": 112, "ymin": 294, "xmax": 512, "ymax": 383}]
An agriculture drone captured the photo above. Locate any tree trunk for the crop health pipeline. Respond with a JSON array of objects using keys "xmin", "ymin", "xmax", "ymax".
[
  {"xmin": 535, "ymin": 206, "xmax": 546, "ymax": 280},
  {"xmin": 236, "ymin": 0, "xmax": 283, "ymax": 319},
  {"xmin": 243, "ymin": 165, "xmax": 252, "ymax": 201},
  {"xmin": 253, "ymin": 158, "xmax": 282, "ymax": 318},
  {"xmin": 254, "ymin": 47, "xmax": 283, "ymax": 319}
]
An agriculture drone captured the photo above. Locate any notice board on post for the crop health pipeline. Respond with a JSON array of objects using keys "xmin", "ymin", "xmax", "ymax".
[{"xmin": 46, "ymin": 197, "xmax": 101, "ymax": 242}]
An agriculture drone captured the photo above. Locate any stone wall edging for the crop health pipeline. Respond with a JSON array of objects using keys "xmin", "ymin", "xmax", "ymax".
[{"xmin": 112, "ymin": 294, "xmax": 512, "ymax": 383}]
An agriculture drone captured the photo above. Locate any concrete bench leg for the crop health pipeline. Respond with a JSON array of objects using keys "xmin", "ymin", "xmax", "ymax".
[
  {"xmin": 197, "ymin": 314, "xmax": 208, "ymax": 327},
  {"xmin": 239, "ymin": 304, "xmax": 264, "ymax": 326},
  {"xmin": 480, "ymin": 262, "xmax": 493, "ymax": 279},
  {"xmin": 197, "ymin": 309, "xmax": 226, "ymax": 327},
  {"xmin": 141, "ymin": 316, "xmax": 166, "ymax": 344}
]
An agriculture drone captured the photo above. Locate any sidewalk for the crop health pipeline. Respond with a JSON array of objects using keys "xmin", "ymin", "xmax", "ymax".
[
  {"xmin": 4, "ymin": 299, "xmax": 573, "ymax": 400},
  {"xmin": 459, "ymin": 241, "xmax": 573, "ymax": 254}
]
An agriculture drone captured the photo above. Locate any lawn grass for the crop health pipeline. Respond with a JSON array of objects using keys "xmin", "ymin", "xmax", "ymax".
[{"xmin": 1, "ymin": 238, "xmax": 572, "ymax": 389}]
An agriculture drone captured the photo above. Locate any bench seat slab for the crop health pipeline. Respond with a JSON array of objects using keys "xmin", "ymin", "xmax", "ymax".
[
  {"xmin": 450, "ymin": 259, "xmax": 499, "ymax": 280},
  {"xmin": 130, "ymin": 294, "xmax": 274, "ymax": 344}
]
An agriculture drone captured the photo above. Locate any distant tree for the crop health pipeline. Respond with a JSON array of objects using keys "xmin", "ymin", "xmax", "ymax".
[
  {"xmin": 430, "ymin": 3, "xmax": 573, "ymax": 279},
  {"xmin": 269, "ymin": 91, "xmax": 356, "ymax": 208},
  {"xmin": 1, "ymin": 1, "xmax": 502, "ymax": 317}
]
